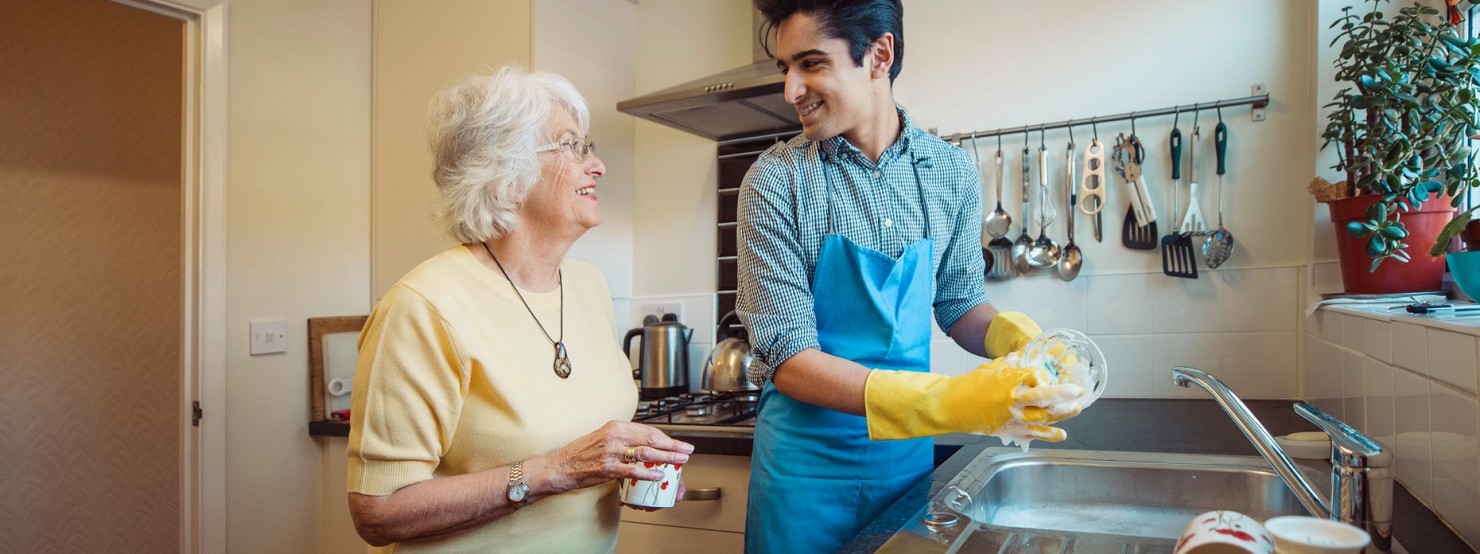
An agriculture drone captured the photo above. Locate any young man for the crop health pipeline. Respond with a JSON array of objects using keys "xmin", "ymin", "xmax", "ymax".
[{"xmin": 735, "ymin": 1, "xmax": 1084, "ymax": 551}]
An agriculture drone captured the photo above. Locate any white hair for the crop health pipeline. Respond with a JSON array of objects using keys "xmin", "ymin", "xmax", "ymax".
[{"xmin": 426, "ymin": 65, "xmax": 591, "ymax": 243}]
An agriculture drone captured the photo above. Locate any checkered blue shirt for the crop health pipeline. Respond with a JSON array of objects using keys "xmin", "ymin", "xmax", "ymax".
[{"xmin": 736, "ymin": 108, "xmax": 989, "ymax": 386}]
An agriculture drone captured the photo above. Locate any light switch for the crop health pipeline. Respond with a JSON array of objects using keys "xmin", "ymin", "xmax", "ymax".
[{"xmin": 250, "ymin": 319, "xmax": 288, "ymax": 355}]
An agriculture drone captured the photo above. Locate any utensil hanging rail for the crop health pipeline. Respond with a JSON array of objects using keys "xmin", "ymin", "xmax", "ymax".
[{"xmin": 941, "ymin": 93, "xmax": 1269, "ymax": 144}]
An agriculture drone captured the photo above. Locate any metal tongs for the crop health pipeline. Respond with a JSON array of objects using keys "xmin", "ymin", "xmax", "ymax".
[{"xmin": 1112, "ymin": 134, "xmax": 1156, "ymax": 227}]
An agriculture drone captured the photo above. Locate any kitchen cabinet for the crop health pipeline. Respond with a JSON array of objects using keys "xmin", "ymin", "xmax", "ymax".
[{"xmin": 618, "ymin": 453, "xmax": 750, "ymax": 553}]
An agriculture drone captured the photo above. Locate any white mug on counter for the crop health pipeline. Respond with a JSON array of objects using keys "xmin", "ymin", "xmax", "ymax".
[
  {"xmin": 328, "ymin": 378, "xmax": 352, "ymax": 397},
  {"xmin": 1174, "ymin": 510, "xmax": 1275, "ymax": 554},
  {"xmin": 1263, "ymin": 516, "xmax": 1370, "ymax": 554}
]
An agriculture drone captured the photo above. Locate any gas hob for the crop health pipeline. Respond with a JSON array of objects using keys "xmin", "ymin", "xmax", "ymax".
[{"xmin": 632, "ymin": 392, "xmax": 759, "ymax": 428}]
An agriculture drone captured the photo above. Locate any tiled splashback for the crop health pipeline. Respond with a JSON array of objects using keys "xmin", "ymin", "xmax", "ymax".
[
  {"xmin": 622, "ymin": 265, "xmax": 1304, "ymax": 400},
  {"xmin": 1305, "ymin": 306, "xmax": 1480, "ymax": 548},
  {"xmin": 938, "ymin": 266, "xmax": 1302, "ymax": 400}
]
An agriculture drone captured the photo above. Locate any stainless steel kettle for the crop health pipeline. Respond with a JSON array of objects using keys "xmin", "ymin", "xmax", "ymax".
[
  {"xmin": 702, "ymin": 311, "xmax": 758, "ymax": 393},
  {"xmin": 623, "ymin": 314, "xmax": 693, "ymax": 400}
]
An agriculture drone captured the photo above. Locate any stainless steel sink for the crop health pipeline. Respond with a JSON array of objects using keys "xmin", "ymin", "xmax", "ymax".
[{"xmin": 880, "ymin": 448, "xmax": 1329, "ymax": 553}]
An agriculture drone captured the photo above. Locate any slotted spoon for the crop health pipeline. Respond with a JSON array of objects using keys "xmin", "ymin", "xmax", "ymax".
[{"xmin": 1203, "ymin": 122, "xmax": 1236, "ymax": 268}]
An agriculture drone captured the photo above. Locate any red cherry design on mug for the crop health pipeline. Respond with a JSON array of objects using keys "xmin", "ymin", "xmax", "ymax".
[
  {"xmin": 674, "ymin": 464, "xmax": 683, "ymax": 471},
  {"xmin": 1213, "ymin": 528, "xmax": 1255, "ymax": 542},
  {"xmin": 643, "ymin": 462, "xmax": 657, "ymax": 469},
  {"xmin": 629, "ymin": 478, "xmax": 638, "ymax": 486},
  {"xmin": 660, "ymin": 481, "xmax": 669, "ymax": 490}
]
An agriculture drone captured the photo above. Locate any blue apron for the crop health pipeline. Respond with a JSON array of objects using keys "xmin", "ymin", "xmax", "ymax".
[{"xmin": 745, "ymin": 152, "xmax": 935, "ymax": 553}]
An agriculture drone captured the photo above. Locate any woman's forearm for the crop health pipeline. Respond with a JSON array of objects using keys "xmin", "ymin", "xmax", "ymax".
[{"xmin": 349, "ymin": 462, "xmax": 545, "ymax": 546}]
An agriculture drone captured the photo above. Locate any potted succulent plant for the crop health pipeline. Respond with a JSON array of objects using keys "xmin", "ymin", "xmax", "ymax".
[{"xmin": 1316, "ymin": 0, "xmax": 1480, "ymax": 294}]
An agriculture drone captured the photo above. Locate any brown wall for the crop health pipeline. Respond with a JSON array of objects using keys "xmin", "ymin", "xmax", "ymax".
[{"xmin": 0, "ymin": 0, "xmax": 184, "ymax": 550}]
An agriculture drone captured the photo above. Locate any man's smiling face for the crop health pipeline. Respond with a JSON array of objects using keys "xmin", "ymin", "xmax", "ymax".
[{"xmin": 775, "ymin": 11, "xmax": 883, "ymax": 142}]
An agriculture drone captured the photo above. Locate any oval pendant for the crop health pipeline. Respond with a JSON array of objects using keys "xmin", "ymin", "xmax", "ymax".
[{"xmin": 553, "ymin": 342, "xmax": 572, "ymax": 379}]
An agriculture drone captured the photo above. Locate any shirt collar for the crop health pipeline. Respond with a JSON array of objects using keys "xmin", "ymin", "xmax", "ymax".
[{"xmin": 818, "ymin": 107, "xmax": 922, "ymax": 163}]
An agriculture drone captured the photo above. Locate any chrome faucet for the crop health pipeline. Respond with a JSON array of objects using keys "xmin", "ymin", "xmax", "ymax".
[{"xmin": 1172, "ymin": 366, "xmax": 1392, "ymax": 553}]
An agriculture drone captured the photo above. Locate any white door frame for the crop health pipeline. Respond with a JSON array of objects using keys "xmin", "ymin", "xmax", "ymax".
[{"xmin": 111, "ymin": 1, "xmax": 227, "ymax": 552}]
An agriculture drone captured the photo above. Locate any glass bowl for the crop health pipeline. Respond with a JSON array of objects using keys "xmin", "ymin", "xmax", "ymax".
[{"xmin": 1018, "ymin": 328, "xmax": 1108, "ymax": 409}]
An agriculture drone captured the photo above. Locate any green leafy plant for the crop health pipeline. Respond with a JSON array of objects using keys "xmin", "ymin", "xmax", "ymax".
[{"xmin": 1320, "ymin": 0, "xmax": 1480, "ymax": 270}]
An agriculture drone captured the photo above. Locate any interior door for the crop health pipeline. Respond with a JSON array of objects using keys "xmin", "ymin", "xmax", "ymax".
[{"xmin": 0, "ymin": 0, "xmax": 185, "ymax": 550}]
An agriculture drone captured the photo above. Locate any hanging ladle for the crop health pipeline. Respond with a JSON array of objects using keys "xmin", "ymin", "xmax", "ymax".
[
  {"xmin": 1011, "ymin": 131, "xmax": 1036, "ymax": 275},
  {"xmin": 1028, "ymin": 128, "xmax": 1062, "ymax": 267},
  {"xmin": 1058, "ymin": 131, "xmax": 1083, "ymax": 281},
  {"xmin": 981, "ymin": 134, "xmax": 1012, "ymax": 240}
]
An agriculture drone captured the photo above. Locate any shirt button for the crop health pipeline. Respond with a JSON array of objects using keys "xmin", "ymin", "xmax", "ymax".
[
  {"xmin": 873, "ymin": 170, "xmax": 883, "ymax": 179},
  {"xmin": 884, "ymin": 218, "xmax": 893, "ymax": 227}
]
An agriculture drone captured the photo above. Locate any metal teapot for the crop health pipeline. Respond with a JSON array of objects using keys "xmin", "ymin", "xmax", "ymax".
[
  {"xmin": 702, "ymin": 311, "xmax": 758, "ymax": 393},
  {"xmin": 623, "ymin": 314, "xmax": 692, "ymax": 400}
]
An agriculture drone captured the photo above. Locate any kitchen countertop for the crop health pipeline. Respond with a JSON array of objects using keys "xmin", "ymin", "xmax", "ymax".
[{"xmin": 312, "ymin": 399, "xmax": 1471, "ymax": 552}]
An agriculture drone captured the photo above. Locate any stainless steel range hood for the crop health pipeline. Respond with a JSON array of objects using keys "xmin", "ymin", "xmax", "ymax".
[
  {"xmin": 617, "ymin": 62, "xmax": 798, "ymax": 141},
  {"xmin": 617, "ymin": 9, "xmax": 800, "ymax": 142}
]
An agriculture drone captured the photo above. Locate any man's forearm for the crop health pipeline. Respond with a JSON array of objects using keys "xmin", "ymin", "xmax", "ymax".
[
  {"xmin": 772, "ymin": 349, "xmax": 871, "ymax": 415},
  {"xmin": 950, "ymin": 304, "xmax": 998, "ymax": 358}
]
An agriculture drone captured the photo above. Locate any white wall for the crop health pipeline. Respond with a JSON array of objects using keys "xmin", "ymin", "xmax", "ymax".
[
  {"xmin": 536, "ymin": 0, "xmax": 640, "ymax": 302},
  {"xmin": 627, "ymin": 0, "xmax": 757, "ymax": 386},
  {"xmin": 627, "ymin": 0, "xmax": 1319, "ymax": 398},
  {"xmin": 225, "ymin": 1, "xmax": 371, "ymax": 552}
]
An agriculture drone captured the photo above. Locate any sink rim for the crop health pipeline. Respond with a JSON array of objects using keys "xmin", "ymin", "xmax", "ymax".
[{"xmin": 880, "ymin": 448, "xmax": 1331, "ymax": 553}]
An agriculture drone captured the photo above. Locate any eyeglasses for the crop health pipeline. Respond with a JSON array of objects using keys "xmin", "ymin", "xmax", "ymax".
[{"xmin": 534, "ymin": 136, "xmax": 596, "ymax": 161}]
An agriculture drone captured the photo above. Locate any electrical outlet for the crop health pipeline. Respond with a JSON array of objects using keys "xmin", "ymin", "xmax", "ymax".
[{"xmin": 639, "ymin": 302, "xmax": 684, "ymax": 322}]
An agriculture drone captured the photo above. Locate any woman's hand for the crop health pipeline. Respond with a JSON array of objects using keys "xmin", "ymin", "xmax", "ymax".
[{"xmin": 525, "ymin": 420, "xmax": 694, "ymax": 498}]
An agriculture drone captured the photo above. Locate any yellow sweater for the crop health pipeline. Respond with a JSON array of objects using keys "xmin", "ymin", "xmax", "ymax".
[{"xmin": 347, "ymin": 246, "xmax": 638, "ymax": 553}]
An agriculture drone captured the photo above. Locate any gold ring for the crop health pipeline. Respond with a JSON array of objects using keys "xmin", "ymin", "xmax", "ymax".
[{"xmin": 623, "ymin": 446, "xmax": 638, "ymax": 464}]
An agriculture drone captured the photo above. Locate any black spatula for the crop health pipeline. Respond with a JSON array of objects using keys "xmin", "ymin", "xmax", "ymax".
[{"xmin": 1162, "ymin": 127, "xmax": 1198, "ymax": 278}]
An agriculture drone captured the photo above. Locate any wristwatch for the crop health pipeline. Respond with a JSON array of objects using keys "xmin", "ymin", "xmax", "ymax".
[{"xmin": 507, "ymin": 461, "xmax": 531, "ymax": 508}]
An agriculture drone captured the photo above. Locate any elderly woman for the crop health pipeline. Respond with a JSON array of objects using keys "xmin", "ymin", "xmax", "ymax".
[{"xmin": 346, "ymin": 66, "xmax": 694, "ymax": 552}]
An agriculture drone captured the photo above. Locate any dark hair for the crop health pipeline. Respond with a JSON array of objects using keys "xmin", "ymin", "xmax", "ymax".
[{"xmin": 754, "ymin": 0, "xmax": 904, "ymax": 82}]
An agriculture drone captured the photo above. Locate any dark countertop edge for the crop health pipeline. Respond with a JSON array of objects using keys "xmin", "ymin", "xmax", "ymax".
[{"xmin": 310, "ymin": 420, "xmax": 349, "ymax": 437}]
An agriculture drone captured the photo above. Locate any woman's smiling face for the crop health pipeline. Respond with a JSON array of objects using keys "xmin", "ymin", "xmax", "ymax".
[{"xmin": 526, "ymin": 108, "xmax": 606, "ymax": 236}]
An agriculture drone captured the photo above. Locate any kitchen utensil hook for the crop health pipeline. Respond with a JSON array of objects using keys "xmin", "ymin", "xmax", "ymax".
[
  {"xmin": 1172, "ymin": 105, "xmax": 1181, "ymax": 129},
  {"xmin": 1091, "ymin": 117, "xmax": 1099, "ymax": 141},
  {"xmin": 1191, "ymin": 103, "xmax": 1202, "ymax": 134},
  {"xmin": 968, "ymin": 132, "xmax": 981, "ymax": 165},
  {"xmin": 1130, "ymin": 112, "xmax": 1137, "ymax": 137},
  {"xmin": 1067, "ymin": 124, "xmax": 1075, "ymax": 147},
  {"xmin": 996, "ymin": 133, "xmax": 1002, "ymax": 153},
  {"xmin": 1040, "ymin": 124, "xmax": 1046, "ymax": 149},
  {"xmin": 1216, "ymin": 101, "xmax": 1224, "ymax": 123}
]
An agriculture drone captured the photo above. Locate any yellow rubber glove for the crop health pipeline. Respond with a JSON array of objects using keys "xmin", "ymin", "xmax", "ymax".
[
  {"xmin": 985, "ymin": 311, "xmax": 1043, "ymax": 359},
  {"xmin": 864, "ymin": 357, "xmax": 1083, "ymax": 441}
]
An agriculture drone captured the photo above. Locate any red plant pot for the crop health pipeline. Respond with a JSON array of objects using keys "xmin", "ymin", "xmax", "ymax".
[{"xmin": 1328, "ymin": 194, "xmax": 1454, "ymax": 295}]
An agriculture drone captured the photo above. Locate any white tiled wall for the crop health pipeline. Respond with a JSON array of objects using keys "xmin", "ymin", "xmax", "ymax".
[
  {"xmin": 1305, "ymin": 306, "xmax": 1480, "ymax": 548},
  {"xmin": 973, "ymin": 266, "xmax": 1303, "ymax": 398}
]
